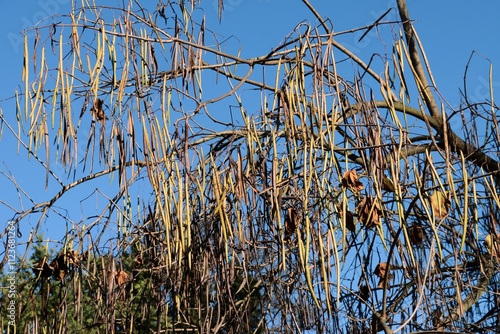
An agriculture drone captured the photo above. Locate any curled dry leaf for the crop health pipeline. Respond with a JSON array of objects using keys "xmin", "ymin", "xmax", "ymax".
[
  {"xmin": 32, "ymin": 257, "xmax": 53, "ymax": 278},
  {"xmin": 342, "ymin": 169, "xmax": 364, "ymax": 192},
  {"xmin": 430, "ymin": 191, "xmax": 450, "ymax": 220},
  {"xmin": 374, "ymin": 262, "xmax": 393, "ymax": 288},
  {"xmin": 337, "ymin": 204, "xmax": 356, "ymax": 232},
  {"xmin": 377, "ymin": 276, "xmax": 393, "ymax": 289},
  {"xmin": 357, "ymin": 196, "xmax": 383, "ymax": 228},
  {"xmin": 410, "ymin": 223, "xmax": 424, "ymax": 245},
  {"xmin": 47, "ymin": 250, "xmax": 80, "ymax": 281},
  {"xmin": 344, "ymin": 210, "xmax": 356, "ymax": 233},
  {"xmin": 65, "ymin": 250, "xmax": 81, "ymax": 266},
  {"xmin": 50, "ymin": 253, "xmax": 69, "ymax": 281},
  {"xmin": 284, "ymin": 207, "xmax": 299, "ymax": 242},
  {"xmin": 374, "ymin": 262, "xmax": 389, "ymax": 278},
  {"xmin": 115, "ymin": 269, "xmax": 130, "ymax": 301},
  {"xmin": 115, "ymin": 270, "xmax": 130, "ymax": 286},
  {"xmin": 91, "ymin": 98, "xmax": 108, "ymax": 121},
  {"xmin": 359, "ymin": 285, "xmax": 370, "ymax": 301}
]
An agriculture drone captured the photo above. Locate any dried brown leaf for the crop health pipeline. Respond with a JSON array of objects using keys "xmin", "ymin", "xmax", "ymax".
[
  {"xmin": 410, "ymin": 223, "xmax": 424, "ymax": 245},
  {"xmin": 377, "ymin": 275, "xmax": 393, "ymax": 289},
  {"xmin": 50, "ymin": 253, "xmax": 69, "ymax": 281},
  {"xmin": 66, "ymin": 250, "xmax": 81, "ymax": 266},
  {"xmin": 115, "ymin": 270, "xmax": 130, "ymax": 286},
  {"xmin": 337, "ymin": 204, "xmax": 356, "ymax": 232},
  {"xmin": 359, "ymin": 285, "xmax": 370, "ymax": 301},
  {"xmin": 46, "ymin": 250, "xmax": 80, "ymax": 281},
  {"xmin": 357, "ymin": 196, "xmax": 382, "ymax": 228},
  {"xmin": 32, "ymin": 257, "xmax": 53, "ymax": 278},
  {"xmin": 55, "ymin": 268, "xmax": 66, "ymax": 281},
  {"xmin": 374, "ymin": 262, "xmax": 393, "ymax": 288},
  {"xmin": 91, "ymin": 98, "xmax": 108, "ymax": 121},
  {"xmin": 342, "ymin": 169, "xmax": 364, "ymax": 192},
  {"xmin": 344, "ymin": 210, "xmax": 355, "ymax": 232},
  {"xmin": 430, "ymin": 191, "xmax": 450, "ymax": 220},
  {"xmin": 374, "ymin": 262, "xmax": 389, "ymax": 278}
]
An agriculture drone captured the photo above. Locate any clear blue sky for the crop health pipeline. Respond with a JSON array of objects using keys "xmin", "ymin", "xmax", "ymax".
[{"xmin": 1, "ymin": 1, "xmax": 500, "ymax": 243}]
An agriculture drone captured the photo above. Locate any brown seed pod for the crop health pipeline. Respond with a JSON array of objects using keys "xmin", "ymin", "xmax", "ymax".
[{"xmin": 284, "ymin": 207, "xmax": 299, "ymax": 242}]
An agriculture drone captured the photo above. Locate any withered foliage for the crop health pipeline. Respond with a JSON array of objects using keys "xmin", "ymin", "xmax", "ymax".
[
  {"xmin": 342, "ymin": 169, "xmax": 364, "ymax": 192},
  {"xmin": 337, "ymin": 203, "xmax": 356, "ymax": 232},
  {"xmin": 32, "ymin": 257, "xmax": 53, "ymax": 279},
  {"xmin": 91, "ymin": 98, "xmax": 108, "ymax": 121},
  {"xmin": 430, "ymin": 191, "xmax": 450, "ymax": 220},
  {"xmin": 115, "ymin": 270, "xmax": 130, "ymax": 286},
  {"xmin": 359, "ymin": 285, "xmax": 370, "ymax": 301},
  {"xmin": 357, "ymin": 196, "xmax": 383, "ymax": 228},
  {"xmin": 374, "ymin": 262, "xmax": 389, "ymax": 278},
  {"xmin": 374, "ymin": 262, "xmax": 393, "ymax": 289},
  {"xmin": 31, "ymin": 250, "xmax": 80, "ymax": 281},
  {"xmin": 50, "ymin": 250, "xmax": 80, "ymax": 281},
  {"xmin": 410, "ymin": 223, "xmax": 425, "ymax": 245},
  {"xmin": 115, "ymin": 269, "xmax": 130, "ymax": 301}
]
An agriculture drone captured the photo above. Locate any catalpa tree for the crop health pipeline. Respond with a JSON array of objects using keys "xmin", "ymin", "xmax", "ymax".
[{"xmin": 1, "ymin": 0, "xmax": 500, "ymax": 333}]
